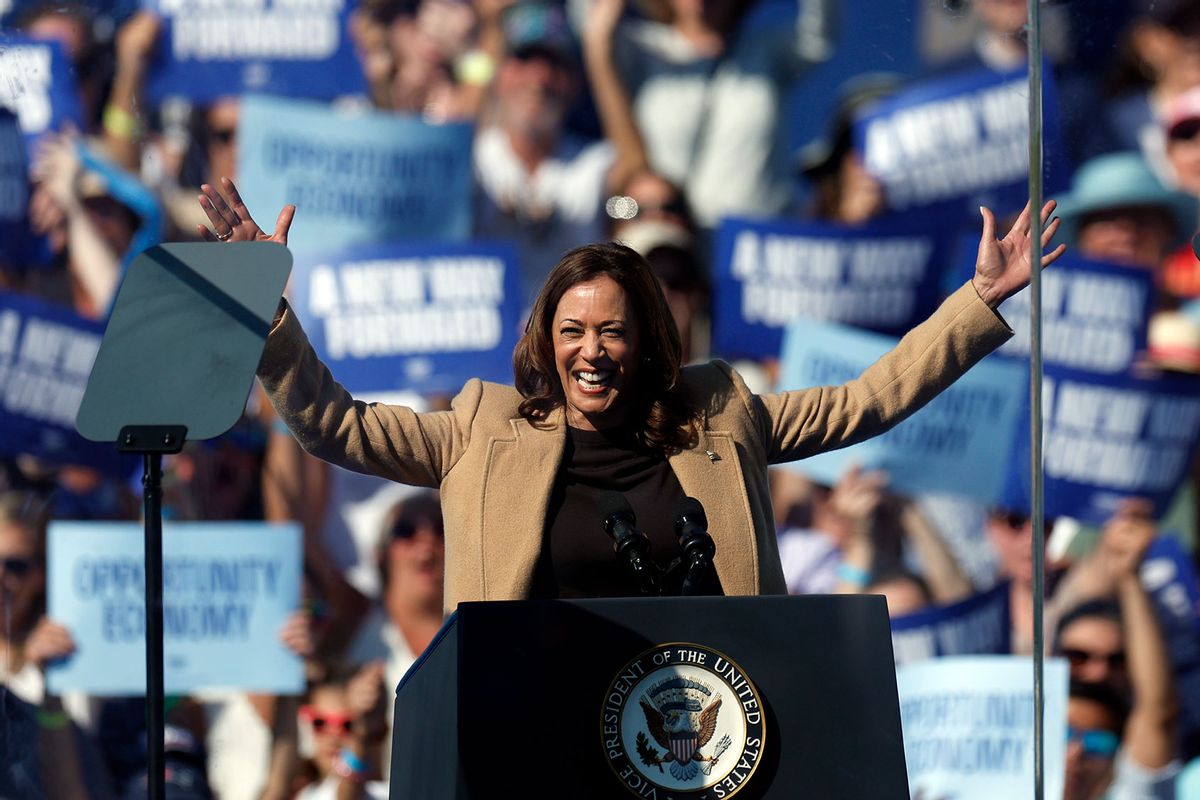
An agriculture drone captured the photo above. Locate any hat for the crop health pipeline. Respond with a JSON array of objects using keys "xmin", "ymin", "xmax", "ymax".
[
  {"xmin": 613, "ymin": 219, "xmax": 693, "ymax": 257},
  {"xmin": 796, "ymin": 72, "xmax": 904, "ymax": 178},
  {"xmin": 1145, "ymin": 310, "xmax": 1200, "ymax": 373},
  {"xmin": 1052, "ymin": 151, "xmax": 1197, "ymax": 242},
  {"xmin": 504, "ymin": 2, "xmax": 575, "ymax": 65},
  {"xmin": 1167, "ymin": 87, "xmax": 1200, "ymax": 139}
]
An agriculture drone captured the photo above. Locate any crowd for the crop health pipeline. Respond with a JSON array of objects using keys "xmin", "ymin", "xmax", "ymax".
[{"xmin": 4, "ymin": 0, "xmax": 1200, "ymax": 797}]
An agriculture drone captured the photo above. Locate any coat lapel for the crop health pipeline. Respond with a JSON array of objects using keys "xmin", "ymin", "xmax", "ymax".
[
  {"xmin": 668, "ymin": 430, "xmax": 759, "ymax": 595},
  {"xmin": 479, "ymin": 407, "xmax": 566, "ymax": 600}
]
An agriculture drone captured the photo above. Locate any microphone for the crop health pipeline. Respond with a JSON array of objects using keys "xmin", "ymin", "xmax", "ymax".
[
  {"xmin": 673, "ymin": 497, "xmax": 720, "ymax": 596},
  {"xmin": 597, "ymin": 491, "xmax": 661, "ymax": 596}
]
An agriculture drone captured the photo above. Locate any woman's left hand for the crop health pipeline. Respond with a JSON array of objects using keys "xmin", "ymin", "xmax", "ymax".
[{"xmin": 972, "ymin": 199, "xmax": 1065, "ymax": 309}]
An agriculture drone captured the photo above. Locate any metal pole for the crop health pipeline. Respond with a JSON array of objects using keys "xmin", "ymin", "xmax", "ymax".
[
  {"xmin": 143, "ymin": 453, "xmax": 165, "ymax": 800},
  {"xmin": 1026, "ymin": 1, "xmax": 1046, "ymax": 799}
]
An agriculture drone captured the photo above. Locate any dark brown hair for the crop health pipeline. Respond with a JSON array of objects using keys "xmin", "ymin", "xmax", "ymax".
[{"xmin": 512, "ymin": 243, "xmax": 696, "ymax": 454}]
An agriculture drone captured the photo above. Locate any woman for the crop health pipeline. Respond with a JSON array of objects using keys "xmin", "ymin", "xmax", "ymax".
[{"xmin": 198, "ymin": 179, "xmax": 1063, "ymax": 609}]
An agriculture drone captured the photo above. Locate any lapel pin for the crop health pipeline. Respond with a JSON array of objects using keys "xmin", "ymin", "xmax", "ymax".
[{"xmin": 705, "ymin": 450, "xmax": 720, "ymax": 462}]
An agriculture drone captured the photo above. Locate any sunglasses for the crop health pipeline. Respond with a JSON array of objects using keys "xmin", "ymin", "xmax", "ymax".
[
  {"xmin": 300, "ymin": 705, "xmax": 353, "ymax": 734},
  {"xmin": 991, "ymin": 512, "xmax": 1055, "ymax": 532},
  {"xmin": 0, "ymin": 557, "xmax": 31, "ymax": 577},
  {"xmin": 1067, "ymin": 726, "xmax": 1119, "ymax": 758},
  {"xmin": 1171, "ymin": 120, "xmax": 1200, "ymax": 141},
  {"xmin": 208, "ymin": 128, "xmax": 237, "ymax": 145},
  {"xmin": 391, "ymin": 520, "xmax": 444, "ymax": 540},
  {"xmin": 1062, "ymin": 648, "xmax": 1126, "ymax": 671}
]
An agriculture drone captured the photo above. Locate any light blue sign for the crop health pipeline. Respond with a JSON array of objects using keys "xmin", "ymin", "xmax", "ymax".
[
  {"xmin": 711, "ymin": 216, "xmax": 947, "ymax": 361},
  {"xmin": 856, "ymin": 64, "xmax": 1068, "ymax": 220},
  {"xmin": 289, "ymin": 241, "xmax": 522, "ymax": 395},
  {"xmin": 47, "ymin": 521, "xmax": 303, "ymax": 695},
  {"xmin": 897, "ymin": 656, "xmax": 1068, "ymax": 800},
  {"xmin": 889, "ymin": 582, "xmax": 1011, "ymax": 664},
  {"xmin": 777, "ymin": 319, "xmax": 1026, "ymax": 502},
  {"xmin": 143, "ymin": 0, "xmax": 366, "ymax": 102},
  {"xmin": 237, "ymin": 95, "xmax": 473, "ymax": 254},
  {"xmin": 0, "ymin": 36, "xmax": 83, "ymax": 157}
]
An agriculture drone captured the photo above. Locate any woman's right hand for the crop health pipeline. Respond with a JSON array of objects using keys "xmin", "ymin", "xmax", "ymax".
[{"xmin": 197, "ymin": 177, "xmax": 295, "ymax": 246}]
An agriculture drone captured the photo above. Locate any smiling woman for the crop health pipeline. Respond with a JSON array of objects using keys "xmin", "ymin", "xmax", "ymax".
[{"xmin": 198, "ymin": 178, "xmax": 1063, "ymax": 607}]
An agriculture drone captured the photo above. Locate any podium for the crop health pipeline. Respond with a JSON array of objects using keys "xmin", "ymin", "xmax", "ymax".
[{"xmin": 391, "ymin": 595, "xmax": 910, "ymax": 799}]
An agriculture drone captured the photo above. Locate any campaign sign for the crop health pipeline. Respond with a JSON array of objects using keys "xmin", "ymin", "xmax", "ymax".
[
  {"xmin": 777, "ymin": 319, "xmax": 1026, "ymax": 503},
  {"xmin": 47, "ymin": 521, "xmax": 303, "ymax": 695},
  {"xmin": 143, "ymin": 0, "xmax": 366, "ymax": 102},
  {"xmin": 0, "ymin": 36, "xmax": 82, "ymax": 154},
  {"xmin": 711, "ymin": 217, "xmax": 946, "ymax": 360},
  {"xmin": 978, "ymin": 251, "xmax": 1153, "ymax": 375},
  {"xmin": 0, "ymin": 110, "xmax": 32, "ymax": 264},
  {"xmin": 856, "ymin": 65, "xmax": 1067, "ymax": 219},
  {"xmin": 0, "ymin": 291, "xmax": 129, "ymax": 473},
  {"xmin": 1141, "ymin": 535, "xmax": 1200, "ymax": 751},
  {"xmin": 1003, "ymin": 366, "xmax": 1200, "ymax": 524},
  {"xmin": 238, "ymin": 95, "xmax": 473, "ymax": 253},
  {"xmin": 289, "ymin": 241, "xmax": 521, "ymax": 395},
  {"xmin": 897, "ymin": 656, "xmax": 1067, "ymax": 800},
  {"xmin": 890, "ymin": 582, "xmax": 1011, "ymax": 664}
]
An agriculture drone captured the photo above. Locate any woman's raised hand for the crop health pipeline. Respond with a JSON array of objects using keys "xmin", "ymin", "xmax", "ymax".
[
  {"xmin": 973, "ymin": 199, "xmax": 1065, "ymax": 309},
  {"xmin": 197, "ymin": 177, "xmax": 295, "ymax": 246}
]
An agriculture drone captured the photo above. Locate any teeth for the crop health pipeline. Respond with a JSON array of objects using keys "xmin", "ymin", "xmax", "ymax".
[{"xmin": 577, "ymin": 370, "xmax": 611, "ymax": 383}]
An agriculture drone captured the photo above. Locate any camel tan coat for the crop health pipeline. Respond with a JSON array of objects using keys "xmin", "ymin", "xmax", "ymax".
[{"xmin": 258, "ymin": 281, "xmax": 1011, "ymax": 611}]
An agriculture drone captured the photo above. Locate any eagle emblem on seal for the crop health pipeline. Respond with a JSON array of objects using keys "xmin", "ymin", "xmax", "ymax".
[{"xmin": 635, "ymin": 677, "xmax": 733, "ymax": 781}]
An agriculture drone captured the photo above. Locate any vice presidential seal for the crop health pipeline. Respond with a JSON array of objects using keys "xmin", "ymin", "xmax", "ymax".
[{"xmin": 601, "ymin": 643, "xmax": 766, "ymax": 799}]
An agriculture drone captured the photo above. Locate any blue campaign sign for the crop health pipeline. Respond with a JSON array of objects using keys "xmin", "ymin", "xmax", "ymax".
[
  {"xmin": 237, "ymin": 95, "xmax": 473, "ymax": 254},
  {"xmin": 0, "ymin": 35, "xmax": 83, "ymax": 155},
  {"xmin": 143, "ymin": 0, "xmax": 366, "ymax": 102},
  {"xmin": 1141, "ymin": 536, "xmax": 1200, "ymax": 752},
  {"xmin": 711, "ymin": 216, "xmax": 947, "ymax": 361},
  {"xmin": 0, "ymin": 291, "xmax": 129, "ymax": 473},
  {"xmin": 1002, "ymin": 367, "xmax": 1200, "ymax": 524},
  {"xmin": 0, "ymin": 110, "xmax": 33, "ymax": 264},
  {"xmin": 776, "ymin": 319, "xmax": 1026, "ymax": 503},
  {"xmin": 46, "ymin": 521, "xmax": 304, "ymax": 695},
  {"xmin": 890, "ymin": 583, "xmax": 1012, "ymax": 664},
  {"xmin": 289, "ymin": 241, "xmax": 522, "ymax": 395},
  {"xmin": 855, "ymin": 64, "xmax": 1068, "ymax": 221},
  {"xmin": 973, "ymin": 250, "xmax": 1153, "ymax": 375}
]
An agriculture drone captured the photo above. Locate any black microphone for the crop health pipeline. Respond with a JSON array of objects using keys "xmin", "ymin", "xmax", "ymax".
[
  {"xmin": 598, "ymin": 491, "xmax": 661, "ymax": 596},
  {"xmin": 673, "ymin": 497, "xmax": 720, "ymax": 596}
]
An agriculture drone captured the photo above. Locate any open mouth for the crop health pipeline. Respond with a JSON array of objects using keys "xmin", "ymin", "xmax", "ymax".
[{"xmin": 574, "ymin": 369, "xmax": 614, "ymax": 394}]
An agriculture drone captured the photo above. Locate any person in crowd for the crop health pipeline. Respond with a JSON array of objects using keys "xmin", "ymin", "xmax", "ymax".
[
  {"xmin": 1053, "ymin": 150, "xmax": 1195, "ymax": 274},
  {"xmin": 776, "ymin": 465, "xmax": 971, "ymax": 611},
  {"xmin": 14, "ymin": 1, "xmax": 111, "ymax": 133},
  {"xmin": 1060, "ymin": 504, "xmax": 1181, "ymax": 800},
  {"xmin": 1055, "ymin": 600, "xmax": 1130, "ymax": 696},
  {"xmin": 295, "ymin": 667, "xmax": 390, "ymax": 799},
  {"xmin": 472, "ymin": 2, "xmax": 618, "ymax": 292},
  {"xmin": 587, "ymin": 0, "xmax": 834, "ymax": 228},
  {"xmin": 795, "ymin": 73, "xmax": 900, "ymax": 225},
  {"xmin": 347, "ymin": 490, "xmax": 446, "ymax": 775},
  {"xmin": 1158, "ymin": 87, "xmax": 1200, "ymax": 300},
  {"xmin": 198, "ymin": 175, "xmax": 1063, "ymax": 606},
  {"xmin": 1103, "ymin": 0, "xmax": 1200, "ymax": 184}
]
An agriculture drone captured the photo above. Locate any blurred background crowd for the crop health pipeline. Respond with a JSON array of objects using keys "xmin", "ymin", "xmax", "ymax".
[{"xmin": 6, "ymin": 0, "xmax": 1200, "ymax": 797}]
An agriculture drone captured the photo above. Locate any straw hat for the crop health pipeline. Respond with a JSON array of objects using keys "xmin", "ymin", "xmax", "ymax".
[{"xmin": 1146, "ymin": 310, "xmax": 1200, "ymax": 374}]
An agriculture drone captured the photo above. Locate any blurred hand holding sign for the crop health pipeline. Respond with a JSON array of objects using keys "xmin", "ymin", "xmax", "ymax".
[{"xmin": 47, "ymin": 522, "xmax": 303, "ymax": 695}]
